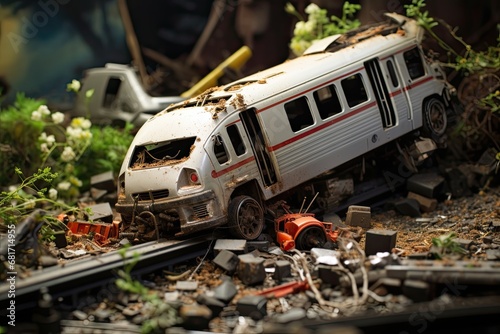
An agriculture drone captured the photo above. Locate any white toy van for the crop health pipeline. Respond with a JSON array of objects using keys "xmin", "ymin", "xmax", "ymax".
[{"xmin": 115, "ymin": 13, "xmax": 454, "ymax": 240}]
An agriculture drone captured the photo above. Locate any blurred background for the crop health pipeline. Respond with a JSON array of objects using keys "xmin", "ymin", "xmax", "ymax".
[{"xmin": 0, "ymin": 0, "xmax": 498, "ymax": 109}]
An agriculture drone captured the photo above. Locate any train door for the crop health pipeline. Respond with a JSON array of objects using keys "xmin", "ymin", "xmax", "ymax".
[
  {"xmin": 240, "ymin": 108, "xmax": 278, "ymax": 187},
  {"xmin": 365, "ymin": 57, "xmax": 412, "ymax": 140}
]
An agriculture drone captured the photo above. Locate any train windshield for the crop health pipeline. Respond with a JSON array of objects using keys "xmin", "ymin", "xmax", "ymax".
[{"xmin": 129, "ymin": 136, "xmax": 197, "ymax": 170}]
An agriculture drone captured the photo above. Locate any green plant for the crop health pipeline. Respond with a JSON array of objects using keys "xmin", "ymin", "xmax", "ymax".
[
  {"xmin": 405, "ymin": 0, "xmax": 500, "ymax": 74},
  {"xmin": 116, "ymin": 245, "xmax": 181, "ymax": 333},
  {"xmin": 285, "ymin": 2, "xmax": 361, "ymax": 56},
  {"xmin": 405, "ymin": 0, "xmax": 499, "ymax": 161},
  {"xmin": 0, "ymin": 167, "xmax": 84, "ymax": 246},
  {"xmin": 76, "ymin": 122, "xmax": 134, "ymax": 189},
  {"xmin": 0, "ymin": 93, "xmax": 45, "ymax": 185},
  {"xmin": 431, "ymin": 232, "xmax": 467, "ymax": 259},
  {"xmin": 0, "ymin": 82, "xmax": 134, "ymax": 202}
]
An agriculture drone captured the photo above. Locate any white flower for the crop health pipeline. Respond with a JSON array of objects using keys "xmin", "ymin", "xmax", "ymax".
[
  {"xmin": 305, "ymin": 3, "xmax": 320, "ymax": 15},
  {"xmin": 61, "ymin": 146, "xmax": 76, "ymax": 162},
  {"xmin": 294, "ymin": 21, "xmax": 307, "ymax": 36},
  {"xmin": 51, "ymin": 112, "xmax": 65, "ymax": 124},
  {"xmin": 31, "ymin": 110, "xmax": 42, "ymax": 121},
  {"xmin": 48, "ymin": 188, "xmax": 58, "ymax": 200},
  {"xmin": 304, "ymin": 20, "xmax": 316, "ymax": 34},
  {"xmin": 66, "ymin": 126, "xmax": 82, "ymax": 140},
  {"xmin": 67, "ymin": 79, "xmax": 81, "ymax": 93},
  {"xmin": 8, "ymin": 185, "xmax": 17, "ymax": 192},
  {"xmin": 71, "ymin": 117, "xmax": 91, "ymax": 130},
  {"xmin": 57, "ymin": 181, "xmax": 71, "ymax": 191},
  {"xmin": 38, "ymin": 105, "xmax": 50, "ymax": 116},
  {"xmin": 39, "ymin": 132, "xmax": 56, "ymax": 146},
  {"xmin": 80, "ymin": 130, "xmax": 93, "ymax": 140},
  {"xmin": 40, "ymin": 143, "xmax": 49, "ymax": 153}
]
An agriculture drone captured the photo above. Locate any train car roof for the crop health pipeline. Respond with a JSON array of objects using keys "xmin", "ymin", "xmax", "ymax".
[{"xmin": 161, "ymin": 13, "xmax": 422, "ymax": 121}]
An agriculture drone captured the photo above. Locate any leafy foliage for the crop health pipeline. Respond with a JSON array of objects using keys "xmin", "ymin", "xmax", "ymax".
[
  {"xmin": 431, "ymin": 233, "xmax": 467, "ymax": 259},
  {"xmin": 405, "ymin": 0, "xmax": 499, "ymax": 163},
  {"xmin": 116, "ymin": 245, "xmax": 181, "ymax": 333},
  {"xmin": 286, "ymin": 2, "xmax": 361, "ymax": 56},
  {"xmin": 0, "ymin": 93, "xmax": 45, "ymax": 185},
  {"xmin": 0, "ymin": 88, "xmax": 134, "ymax": 205}
]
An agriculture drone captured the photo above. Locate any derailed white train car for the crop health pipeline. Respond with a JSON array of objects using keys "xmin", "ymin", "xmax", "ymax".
[{"xmin": 115, "ymin": 13, "xmax": 454, "ymax": 240}]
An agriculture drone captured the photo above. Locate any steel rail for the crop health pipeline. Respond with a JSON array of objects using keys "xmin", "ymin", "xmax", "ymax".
[{"xmin": 0, "ymin": 234, "xmax": 213, "ymax": 317}]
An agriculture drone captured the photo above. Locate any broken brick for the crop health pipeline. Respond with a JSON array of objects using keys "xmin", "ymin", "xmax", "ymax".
[
  {"xmin": 407, "ymin": 192, "xmax": 438, "ymax": 213},
  {"xmin": 273, "ymin": 260, "xmax": 291, "ymax": 282},
  {"xmin": 317, "ymin": 265, "xmax": 341, "ymax": 286},
  {"xmin": 213, "ymin": 249, "xmax": 240, "ymax": 274},
  {"xmin": 407, "ymin": 173, "xmax": 445, "ymax": 198},
  {"xmin": 365, "ymin": 229, "xmax": 397, "ymax": 256},
  {"xmin": 213, "ymin": 280, "xmax": 237, "ymax": 303},
  {"xmin": 236, "ymin": 295, "xmax": 267, "ymax": 320},
  {"xmin": 196, "ymin": 294, "xmax": 225, "ymax": 318},
  {"xmin": 179, "ymin": 304, "xmax": 212, "ymax": 331},
  {"xmin": 213, "ymin": 239, "xmax": 248, "ymax": 255},
  {"xmin": 393, "ymin": 198, "xmax": 421, "ymax": 217},
  {"xmin": 345, "ymin": 205, "xmax": 371, "ymax": 229},
  {"xmin": 87, "ymin": 202, "xmax": 114, "ymax": 223},
  {"xmin": 237, "ymin": 253, "xmax": 266, "ymax": 286},
  {"xmin": 90, "ymin": 171, "xmax": 115, "ymax": 192}
]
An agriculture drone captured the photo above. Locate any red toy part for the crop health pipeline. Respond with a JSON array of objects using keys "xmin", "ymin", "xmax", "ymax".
[{"xmin": 275, "ymin": 213, "xmax": 338, "ymax": 251}]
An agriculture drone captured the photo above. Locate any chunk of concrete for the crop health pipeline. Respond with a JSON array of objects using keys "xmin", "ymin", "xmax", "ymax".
[
  {"xmin": 87, "ymin": 202, "xmax": 114, "ymax": 223},
  {"xmin": 275, "ymin": 307, "xmax": 307, "ymax": 323},
  {"xmin": 213, "ymin": 249, "xmax": 240, "ymax": 274},
  {"xmin": 345, "ymin": 205, "xmax": 371, "ymax": 229},
  {"xmin": 213, "ymin": 239, "xmax": 247, "ymax": 255},
  {"xmin": 407, "ymin": 192, "xmax": 437, "ymax": 213},
  {"xmin": 317, "ymin": 265, "xmax": 341, "ymax": 286},
  {"xmin": 90, "ymin": 171, "xmax": 115, "ymax": 192},
  {"xmin": 236, "ymin": 295, "xmax": 267, "ymax": 320},
  {"xmin": 175, "ymin": 280, "xmax": 198, "ymax": 291},
  {"xmin": 407, "ymin": 173, "xmax": 444, "ymax": 198},
  {"xmin": 90, "ymin": 187, "xmax": 108, "ymax": 201},
  {"xmin": 237, "ymin": 253, "xmax": 266, "ymax": 286},
  {"xmin": 247, "ymin": 240, "xmax": 270, "ymax": 252},
  {"xmin": 393, "ymin": 198, "xmax": 421, "ymax": 217},
  {"xmin": 196, "ymin": 294, "xmax": 225, "ymax": 318},
  {"xmin": 273, "ymin": 260, "xmax": 291, "ymax": 282},
  {"xmin": 179, "ymin": 304, "xmax": 212, "ymax": 331},
  {"xmin": 213, "ymin": 280, "xmax": 237, "ymax": 303},
  {"xmin": 365, "ymin": 229, "xmax": 397, "ymax": 256}
]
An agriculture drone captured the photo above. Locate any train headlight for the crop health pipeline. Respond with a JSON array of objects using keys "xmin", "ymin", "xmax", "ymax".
[{"xmin": 189, "ymin": 171, "xmax": 199, "ymax": 184}]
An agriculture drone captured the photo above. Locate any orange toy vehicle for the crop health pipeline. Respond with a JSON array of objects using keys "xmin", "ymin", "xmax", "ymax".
[{"xmin": 274, "ymin": 199, "xmax": 338, "ymax": 251}]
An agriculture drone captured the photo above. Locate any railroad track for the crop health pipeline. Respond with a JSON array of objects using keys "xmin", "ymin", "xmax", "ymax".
[{"xmin": 0, "ymin": 233, "xmax": 214, "ymax": 320}]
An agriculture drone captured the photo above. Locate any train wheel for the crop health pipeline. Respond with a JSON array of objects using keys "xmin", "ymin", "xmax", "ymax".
[
  {"xmin": 228, "ymin": 195, "xmax": 264, "ymax": 240},
  {"xmin": 423, "ymin": 97, "xmax": 447, "ymax": 137},
  {"xmin": 295, "ymin": 226, "xmax": 327, "ymax": 250}
]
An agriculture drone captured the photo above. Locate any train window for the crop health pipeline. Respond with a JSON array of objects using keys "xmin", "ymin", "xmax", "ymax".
[
  {"xmin": 314, "ymin": 85, "xmax": 343, "ymax": 119},
  {"xmin": 103, "ymin": 77, "xmax": 121, "ymax": 108},
  {"xmin": 341, "ymin": 74, "xmax": 368, "ymax": 108},
  {"xmin": 284, "ymin": 96, "xmax": 314, "ymax": 132},
  {"xmin": 213, "ymin": 134, "xmax": 229, "ymax": 164},
  {"xmin": 227, "ymin": 124, "xmax": 246, "ymax": 156},
  {"xmin": 404, "ymin": 47, "xmax": 425, "ymax": 80},
  {"xmin": 386, "ymin": 60, "xmax": 399, "ymax": 87}
]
